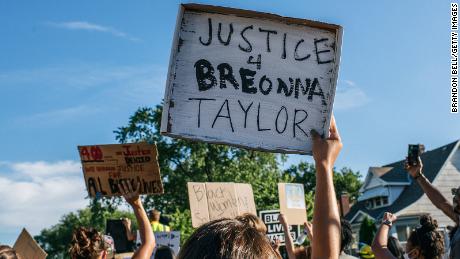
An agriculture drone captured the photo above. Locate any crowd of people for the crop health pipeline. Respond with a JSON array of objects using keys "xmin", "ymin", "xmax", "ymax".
[{"xmin": 1, "ymin": 117, "xmax": 459, "ymax": 259}]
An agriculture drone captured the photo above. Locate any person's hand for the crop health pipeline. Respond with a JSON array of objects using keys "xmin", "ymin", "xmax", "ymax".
[
  {"xmin": 304, "ymin": 220, "xmax": 313, "ymax": 240},
  {"xmin": 311, "ymin": 115, "xmax": 342, "ymax": 169},
  {"xmin": 405, "ymin": 156, "xmax": 423, "ymax": 178},
  {"xmin": 271, "ymin": 237, "xmax": 281, "ymax": 252},
  {"xmin": 122, "ymin": 218, "xmax": 132, "ymax": 229},
  {"xmin": 279, "ymin": 213, "xmax": 288, "ymax": 226},
  {"xmin": 383, "ymin": 212, "xmax": 397, "ymax": 224},
  {"xmin": 119, "ymin": 180, "xmax": 141, "ymax": 207}
]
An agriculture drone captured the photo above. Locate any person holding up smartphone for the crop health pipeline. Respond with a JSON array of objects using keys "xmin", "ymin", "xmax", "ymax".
[{"xmin": 405, "ymin": 152, "xmax": 459, "ymax": 258}]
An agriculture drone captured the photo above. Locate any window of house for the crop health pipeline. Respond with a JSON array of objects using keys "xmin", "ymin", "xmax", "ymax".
[
  {"xmin": 382, "ymin": 196, "xmax": 389, "ymax": 205},
  {"xmin": 396, "ymin": 225, "xmax": 408, "ymax": 242},
  {"xmin": 365, "ymin": 200, "xmax": 372, "ymax": 209},
  {"xmin": 366, "ymin": 196, "xmax": 389, "ymax": 209}
]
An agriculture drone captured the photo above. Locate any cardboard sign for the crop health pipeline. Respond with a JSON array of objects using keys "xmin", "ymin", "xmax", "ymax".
[
  {"xmin": 187, "ymin": 182, "xmax": 257, "ymax": 227},
  {"xmin": 235, "ymin": 183, "xmax": 257, "ymax": 214},
  {"xmin": 259, "ymin": 210, "xmax": 300, "ymax": 246},
  {"xmin": 187, "ymin": 182, "xmax": 211, "ymax": 227},
  {"xmin": 278, "ymin": 183, "xmax": 307, "ymax": 224},
  {"xmin": 13, "ymin": 228, "xmax": 47, "ymax": 259},
  {"xmin": 153, "ymin": 231, "xmax": 181, "ymax": 256},
  {"xmin": 206, "ymin": 182, "xmax": 239, "ymax": 220},
  {"xmin": 161, "ymin": 4, "xmax": 343, "ymax": 154},
  {"xmin": 77, "ymin": 143, "xmax": 164, "ymax": 197}
]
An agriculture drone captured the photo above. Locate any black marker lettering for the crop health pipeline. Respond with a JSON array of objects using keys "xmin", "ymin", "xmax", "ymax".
[
  {"xmin": 257, "ymin": 103, "xmax": 270, "ymax": 131},
  {"xmin": 259, "ymin": 75, "xmax": 272, "ymax": 95},
  {"xmin": 240, "ymin": 67, "xmax": 257, "ymax": 94},
  {"xmin": 258, "ymin": 28, "xmax": 278, "ymax": 52},
  {"xmin": 275, "ymin": 106, "xmax": 288, "ymax": 134},
  {"xmin": 237, "ymin": 100, "xmax": 253, "ymax": 128},
  {"xmin": 294, "ymin": 39, "xmax": 311, "ymax": 61},
  {"xmin": 189, "ymin": 98, "xmax": 216, "ymax": 127},
  {"xmin": 276, "ymin": 78, "xmax": 293, "ymax": 96},
  {"xmin": 194, "ymin": 59, "xmax": 217, "ymax": 91},
  {"xmin": 308, "ymin": 78, "xmax": 327, "ymax": 105},
  {"xmin": 218, "ymin": 22, "xmax": 233, "ymax": 45},
  {"xmin": 293, "ymin": 109, "xmax": 309, "ymax": 137},
  {"xmin": 239, "ymin": 25, "xmax": 253, "ymax": 52},
  {"xmin": 282, "ymin": 33, "xmax": 287, "ymax": 59},
  {"xmin": 212, "ymin": 99, "xmax": 234, "ymax": 132},
  {"xmin": 199, "ymin": 18, "xmax": 212, "ymax": 46},
  {"xmin": 314, "ymin": 38, "xmax": 333, "ymax": 64},
  {"xmin": 217, "ymin": 63, "xmax": 239, "ymax": 89}
]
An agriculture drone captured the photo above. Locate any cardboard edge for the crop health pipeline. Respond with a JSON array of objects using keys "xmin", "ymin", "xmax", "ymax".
[
  {"xmin": 323, "ymin": 26, "xmax": 344, "ymax": 136},
  {"xmin": 187, "ymin": 182, "xmax": 210, "ymax": 228},
  {"xmin": 161, "ymin": 132, "xmax": 311, "ymax": 155},
  {"xmin": 181, "ymin": 3, "xmax": 342, "ymax": 33},
  {"xmin": 160, "ymin": 4, "xmax": 185, "ymax": 133}
]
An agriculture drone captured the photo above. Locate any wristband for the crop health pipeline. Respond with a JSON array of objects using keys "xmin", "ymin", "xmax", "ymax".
[
  {"xmin": 413, "ymin": 171, "xmax": 423, "ymax": 180},
  {"xmin": 382, "ymin": 219, "xmax": 392, "ymax": 227}
]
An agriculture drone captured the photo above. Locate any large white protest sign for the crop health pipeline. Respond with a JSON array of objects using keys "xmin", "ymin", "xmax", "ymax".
[{"xmin": 161, "ymin": 4, "xmax": 342, "ymax": 154}]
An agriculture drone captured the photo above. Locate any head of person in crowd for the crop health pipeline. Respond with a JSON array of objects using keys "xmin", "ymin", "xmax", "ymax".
[
  {"xmin": 294, "ymin": 246, "xmax": 310, "ymax": 259},
  {"xmin": 0, "ymin": 245, "xmax": 19, "ymax": 259},
  {"xmin": 235, "ymin": 213, "xmax": 267, "ymax": 233},
  {"xmin": 69, "ymin": 227, "xmax": 107, "ymax": 259},
  {"xmin": 452, "ymin": 187, "xmax": 460, "ymax": 215},
  {"xmin": 387, "ymin": 236, "xmax": 404, "ymax": 259},
  {"xmin": 405, "ymin": 215, "xmax": 444, "ymax": 259},
  {"xmin": 154, "ymin": 246, "xmax": 176, "ymax": 259},
  {"xmin": 340, "ymin": 218, "xmax": 354, "ymax": 253},
  {"xmin": 150, "ymin": 209, "xmax": 161, "ymax": 222},
  {"xmin": 177, "ymin": 217, "xmax": 280, "ymax": 259}
]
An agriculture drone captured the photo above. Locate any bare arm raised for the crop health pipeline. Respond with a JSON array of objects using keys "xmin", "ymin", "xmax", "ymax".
[
  {"xmin": 119, "ymin": 180, "xmax": 156, "ymax": 259},
  {"xmin": 371, "ymin": 212, "xmax": 397, "ymax": 259},
  {"xmin": 279, "ymin": 213, "xmax": 296, "ymax": 259},
  {"xmin": 406, "ymin": 157, "xmax": 458, "ymax": 223},
  {"xmin": 311, "ymin": 116, "xmax": 342, "ymax": 259}
]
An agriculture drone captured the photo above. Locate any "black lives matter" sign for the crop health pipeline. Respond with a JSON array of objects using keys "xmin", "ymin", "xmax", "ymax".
[{"xmin": 161, "ymin": 4, "xmax": 342, "ymax": 154}]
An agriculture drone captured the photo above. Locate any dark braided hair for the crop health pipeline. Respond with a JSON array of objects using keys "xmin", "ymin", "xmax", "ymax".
[
  {"xmin": 407, "ymin": 215, "xmax": 444, "ymax": 259},
  {"xmin": 69, "ymin": 227, "xmax": 106, "ymax": 259},
  {"xmin": 340, "ymin": 219, "xmax": 353, "ymax": 252}
]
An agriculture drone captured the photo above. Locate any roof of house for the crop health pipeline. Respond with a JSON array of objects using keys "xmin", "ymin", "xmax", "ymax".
[{"xmin": 345, "ymin": 140, "xmax": 459, "ymax": 223}]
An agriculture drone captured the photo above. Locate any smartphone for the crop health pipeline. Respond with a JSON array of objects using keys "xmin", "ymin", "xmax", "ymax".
[{"xmin": 408, "ymin": 144, "xmax": 421, "ymax": 166}]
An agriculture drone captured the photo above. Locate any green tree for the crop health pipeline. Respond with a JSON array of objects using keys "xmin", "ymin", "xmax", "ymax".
[
  {"xmin": 113, "ymin": 105, "xmax": 293, "ymax": 240},
  {"xmin": 359, "ymin": 216, "xmax": 377, "ymax": 245},
  {"xmin": 284, "ymin": 161, "xmax": 362, "ymax": 218},
  {"xmin": 113, "ymin": 105, "xmax": 291, "ymax": 213}
]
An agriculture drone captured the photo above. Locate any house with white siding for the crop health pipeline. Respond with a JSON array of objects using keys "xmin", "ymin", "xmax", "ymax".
[{"xmin": 345, "ymin": 140, "xmax": 460, "ymax": 247}]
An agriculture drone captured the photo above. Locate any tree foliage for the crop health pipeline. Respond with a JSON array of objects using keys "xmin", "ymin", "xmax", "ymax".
[{"xmin": 358, "ymin": 216, "xmax": 377, "ymax": 245}]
